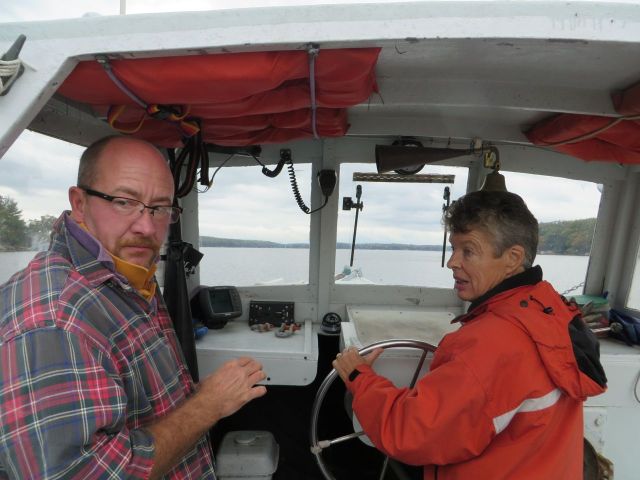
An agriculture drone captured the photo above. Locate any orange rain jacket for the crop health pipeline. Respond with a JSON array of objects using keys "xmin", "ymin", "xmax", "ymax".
[{"xmin": 346, "ymin": 268, "xmax": 607, "ymax": 480}]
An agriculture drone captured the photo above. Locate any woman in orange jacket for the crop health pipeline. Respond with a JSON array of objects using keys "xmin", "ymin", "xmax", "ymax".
[{"xmin": 333, "ymin": 190, "xmax": 607, "ymax": 480}]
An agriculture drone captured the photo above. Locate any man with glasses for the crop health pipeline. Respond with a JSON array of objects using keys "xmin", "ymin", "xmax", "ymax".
[{"xmin": 0, "ymin": 136, "xmax": 267, "ymax": 479}]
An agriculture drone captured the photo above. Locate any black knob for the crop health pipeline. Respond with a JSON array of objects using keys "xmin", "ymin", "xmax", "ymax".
[{"xmin": 321, "ymin": 312, "xmax": 342, "ymax": 334}]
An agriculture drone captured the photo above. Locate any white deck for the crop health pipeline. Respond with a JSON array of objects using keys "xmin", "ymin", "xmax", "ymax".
[{"xmin": 345, "ymin": 304, "xmax": 459, "ymax": 347}]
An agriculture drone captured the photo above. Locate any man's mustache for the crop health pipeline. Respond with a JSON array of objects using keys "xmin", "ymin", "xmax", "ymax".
[{"xmin": 118, "ymin": 238, "xmax": 161, "ymax": 250}]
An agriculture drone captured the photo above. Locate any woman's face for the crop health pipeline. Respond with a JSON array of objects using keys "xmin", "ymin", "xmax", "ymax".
[{"xmin": 447, "ymin": 227, "xmax": 524, "ymax": 302}]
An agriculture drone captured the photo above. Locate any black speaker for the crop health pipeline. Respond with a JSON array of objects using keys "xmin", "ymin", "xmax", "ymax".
[{"xmin": 375, "ymin": 145, "xmax": 471, "ymax": 174}]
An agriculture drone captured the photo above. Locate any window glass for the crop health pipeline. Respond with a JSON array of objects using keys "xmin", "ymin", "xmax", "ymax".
[
  {"xmin": 501, "ymin": 172, "xmax": 601, "ymax": 296},
  {"xmin": 334, "ymin": 166, "xmax": 602, "ymax": 292},
  {"xmin": 627, "ymin": 244, "xmax": 640, "ymax": 310},
  {"xmin": 335, "ymin": 163, "xmax": 468, "ymax": 286},
  {"xmin": 197, "ymin": 163, "xmax": 311, "ymax": 286}
]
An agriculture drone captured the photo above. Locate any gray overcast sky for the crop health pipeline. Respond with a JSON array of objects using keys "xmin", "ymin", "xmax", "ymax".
[{"xmin": 0, "ymin": 1, "xmax": 602, "ymax": 244}]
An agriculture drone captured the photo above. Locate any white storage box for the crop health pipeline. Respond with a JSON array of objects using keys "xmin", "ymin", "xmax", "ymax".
[{"xmin": 216, "ymin": 431, "xmax": 279, "ymax": 480}]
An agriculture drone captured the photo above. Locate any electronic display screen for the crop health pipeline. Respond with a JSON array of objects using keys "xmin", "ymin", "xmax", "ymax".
[
  {"xmin": 192, "ymin": 286, "xmax": 242, "ymax": 329},
  {"xmin": 210, "ymin": 289, "xmax": 233, "ymax": 313}
]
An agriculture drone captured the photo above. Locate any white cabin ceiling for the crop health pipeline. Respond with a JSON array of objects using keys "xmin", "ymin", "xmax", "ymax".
[{"xmin": 2, "ymin": 1, "xmax": 640, "ymax": 171}]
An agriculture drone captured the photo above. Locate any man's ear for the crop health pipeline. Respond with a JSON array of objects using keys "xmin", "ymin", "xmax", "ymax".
[
  {"xmin": 68, "ymin": 186, "xmax": 85, "ymax": 223},
  {"xmin": 506, "ymin": 245, "xmax": 526, "ymax": 273}
]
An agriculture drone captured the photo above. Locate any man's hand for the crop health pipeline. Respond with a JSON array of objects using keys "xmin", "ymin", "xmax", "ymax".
[
  {"xmin": 332, "ymin": 346, "xmax": 383, "ymax": 383},
  {"xmin": 147, "ymin": 356, "xmax": 266, "ymax": 479},
  {"xmin": 197, "ymin": 357, "xmax": 267, "ymax": 423}
]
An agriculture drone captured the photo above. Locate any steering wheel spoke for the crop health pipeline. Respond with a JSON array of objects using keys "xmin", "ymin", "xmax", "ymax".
[{"xmin": 310, "ymin": 430, "xmax": 367, "ymax": 454}]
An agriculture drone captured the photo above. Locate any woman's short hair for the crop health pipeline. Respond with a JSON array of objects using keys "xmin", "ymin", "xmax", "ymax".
[{"xmin": 444, "ymin": 190, "xmax": 539, "ymax": 268}]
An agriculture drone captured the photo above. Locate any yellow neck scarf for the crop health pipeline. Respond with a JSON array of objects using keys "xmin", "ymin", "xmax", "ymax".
[
  {"xmin": 111, "ymin": 254, "xmax": 158, "ymax": 302},
  {"xmin": 78, "ymin": 222, "xmax": 157, "ymax": 301}
]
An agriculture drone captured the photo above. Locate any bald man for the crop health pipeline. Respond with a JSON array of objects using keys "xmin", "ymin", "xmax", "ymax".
[{"xmin": 0, "ymin": 136, "xmax": 266, "ymax": 479}]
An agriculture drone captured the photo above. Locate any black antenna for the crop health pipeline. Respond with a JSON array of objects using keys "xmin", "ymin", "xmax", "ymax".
[
  {"xmin": 441, "ymin": 186, "xmax": 451, "ymax": 267},
  {"xmin": 342, "ymin": 185, "xmax": 364, "ymax": 267}
]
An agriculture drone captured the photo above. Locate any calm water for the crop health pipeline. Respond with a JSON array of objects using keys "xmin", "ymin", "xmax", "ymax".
[{"xmin": 1, "ymin": 248, "xmax": 588, "ymax": 295}]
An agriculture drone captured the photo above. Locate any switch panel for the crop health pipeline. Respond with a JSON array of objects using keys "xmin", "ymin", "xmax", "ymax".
[{"xmin": 249, "ymin": 300, "xmax": 295, "ymax": 327}]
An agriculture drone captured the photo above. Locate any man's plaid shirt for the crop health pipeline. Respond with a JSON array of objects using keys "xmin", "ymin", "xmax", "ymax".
[{"xmin": 0, "ymin": 213, "xmax": 216, "ymax": 479}]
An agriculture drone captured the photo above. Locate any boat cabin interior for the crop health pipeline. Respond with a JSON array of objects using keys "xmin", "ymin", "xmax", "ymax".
[{"xmin": 2, "ymin": 2, "xmax": 640, "ymax": 479}]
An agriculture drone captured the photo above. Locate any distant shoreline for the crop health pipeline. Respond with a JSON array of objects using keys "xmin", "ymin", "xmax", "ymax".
[
  {"xmin": 198, "ymin": 217, "xmax": 595, "ymax": 255},
  {"xmin": 197, "ymin": 237, "xmax": 588, "ymax": 255},
  {"xmin": 200, "ymin": 236, "xmax": 447, "ymax": 251}
]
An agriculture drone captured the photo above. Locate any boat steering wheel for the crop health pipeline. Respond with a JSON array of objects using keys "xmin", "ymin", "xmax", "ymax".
[{"xmin": 309, "ymin": 339, "xmax": 437, "ymax": 480}]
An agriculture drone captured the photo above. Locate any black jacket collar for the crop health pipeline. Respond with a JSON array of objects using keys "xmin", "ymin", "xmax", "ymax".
[{"xmin": 467, "ymin": 265, "xmax": 543, "ymax": 313}]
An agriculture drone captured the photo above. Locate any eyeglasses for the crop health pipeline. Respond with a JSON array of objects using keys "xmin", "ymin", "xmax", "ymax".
[{"xmin": 79, "ymin": 186, "xmax": 182, "ymax": 224}]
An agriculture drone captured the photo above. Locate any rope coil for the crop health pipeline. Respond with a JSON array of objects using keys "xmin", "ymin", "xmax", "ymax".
[{"xmin": 0, "ymin": 58, "xmax": 22, "ymax": 94}]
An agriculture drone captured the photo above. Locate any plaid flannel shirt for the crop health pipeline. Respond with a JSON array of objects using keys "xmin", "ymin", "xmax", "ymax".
[{"xmin": 0, "ymin": 213, "xmax": 216, "ymax": 479}]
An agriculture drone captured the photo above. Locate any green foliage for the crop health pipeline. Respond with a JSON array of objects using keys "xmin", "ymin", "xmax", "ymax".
[
  {"xmin": 538, "ymin": 218, "xmax": 596, "ymax": 255},
  {"xmin": 0, "ymin": 195, "xmax": 28, "ymax": 250},
  {"xmin": 200, "ymin": 236, "xmax": 282, "ymax": 248}
]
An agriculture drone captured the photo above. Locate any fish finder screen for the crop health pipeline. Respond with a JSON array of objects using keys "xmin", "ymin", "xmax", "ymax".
[
  {"xmin": 210, "ymin": 289, "xmax": 232, "ymax": 313},
  {"xmin": 191, "ymin": 286, "xmax": 242, "ymax": 329}
]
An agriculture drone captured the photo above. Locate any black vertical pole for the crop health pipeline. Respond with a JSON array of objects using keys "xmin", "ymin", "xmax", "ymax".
[
  {"xmin": 349, "ymin": 185, "xmax": 363, "ymax": 267},
  {"xmin": 441, "ymin": 186, "xmax": 451, "ymax": 268},
  {"xmin": 163, "ymin": 217, "xmax": 199, "ymax": 382}
]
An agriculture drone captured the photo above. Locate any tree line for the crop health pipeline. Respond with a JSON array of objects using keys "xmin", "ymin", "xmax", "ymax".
[
  {"xmin": 537, "ymin": 218, "xmax": 597, "ymax": 255},
  {"xmin": 1, "ymin": 194, "xmax": 596, "ymax": 255},
  {"xmin": 0, "ymin": 196, "xmax": 57, "ymax": 251},
  {"xmin": 202, "ymin": 218, "xmax": 597, "ymax": 255}
]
